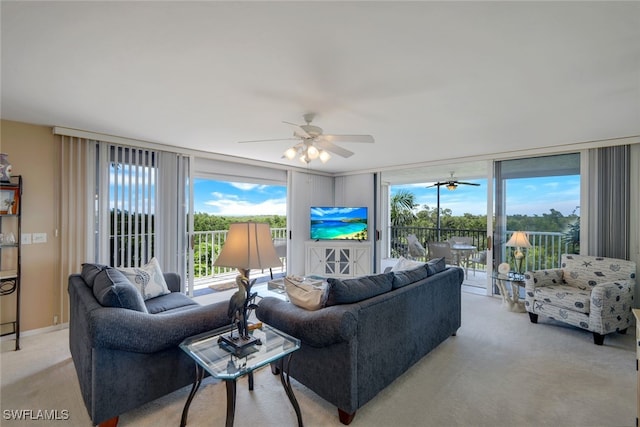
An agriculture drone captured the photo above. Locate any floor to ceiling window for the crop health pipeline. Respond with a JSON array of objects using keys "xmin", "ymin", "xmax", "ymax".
[
  {"xmin": 106, "ymin": 146, "xmax": 157, "ymax": 268},
  {"xmin": 101, "ymin": 144, "xmax": 189, "ymax": 278},
  {"xmin": 494, "ymin": 153, "xmax": 581, "ymax": 278},
  {"xmin": 190, "ymin": 177, "xmax": 287, "ymax": 295}
]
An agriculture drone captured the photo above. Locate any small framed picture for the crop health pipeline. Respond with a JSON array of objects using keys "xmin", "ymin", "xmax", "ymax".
[{"xmin": 0, "ymin": 186, "xmax": 19, "ymax": 215}]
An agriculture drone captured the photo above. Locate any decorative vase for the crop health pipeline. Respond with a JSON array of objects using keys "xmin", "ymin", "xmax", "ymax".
[{"xmin": 0, "ymin": 153, "xmax": 12, "ymax": 182}]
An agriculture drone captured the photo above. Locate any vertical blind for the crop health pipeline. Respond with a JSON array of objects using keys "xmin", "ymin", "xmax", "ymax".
[
  {"xmin": 58, "ymin": 136, "xmax": 94, "ymax": 323},
  {"xmin": 587, "ymin": 145, "xmax": 631, "ymax": 259},
  {"xmin": 99, "ymin": 144, "xmax": 158, "ymax": 268}
]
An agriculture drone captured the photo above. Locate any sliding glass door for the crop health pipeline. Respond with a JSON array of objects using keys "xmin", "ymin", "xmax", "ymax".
[{"xmin": 493, "ymin": 153, "xmax": 580, "ymax": 294}]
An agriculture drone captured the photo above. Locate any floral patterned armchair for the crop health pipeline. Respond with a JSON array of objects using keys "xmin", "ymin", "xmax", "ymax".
[{"xmin": 524, "ymin": 254, "xmax": 636, "ymax": 345}]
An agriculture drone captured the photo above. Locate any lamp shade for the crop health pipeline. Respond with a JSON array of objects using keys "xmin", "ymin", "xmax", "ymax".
[
  {"xmin": 214, "ymin": 222, "xmax": 282, "ymax": 270},
  {"xmin": 505, "ymin": 231, "xmax": 532, "ymax": 248}
]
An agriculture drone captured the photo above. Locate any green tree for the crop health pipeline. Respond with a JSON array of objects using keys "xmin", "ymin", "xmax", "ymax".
[{"xmin": 390, "ymin": 190, "xmax": 418, "ymax": 227}]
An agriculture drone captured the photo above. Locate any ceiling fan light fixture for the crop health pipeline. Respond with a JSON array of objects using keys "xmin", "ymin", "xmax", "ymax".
[
  {"xmin": 446, "ymin": 183, "xmax": 457, "ymax": 191},
  {"xmin": 284, "ymin": 147, "xmax": 298, "ymax": 160},
  {"xmin": 241, "ymin": 114, "xmax": 373, "ymax": 165},
  {"xmin": 306, "ymin": 144, "xmax": 319, "ymax": 159},
  {"xmin": 319, "ymin": 150, "xmax": 331, "ymax": 163}
]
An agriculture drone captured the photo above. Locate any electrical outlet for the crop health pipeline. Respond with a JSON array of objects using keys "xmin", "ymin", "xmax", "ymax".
[
  {"xmin": 21, "ymin": 233, "xmax": 32, "ymax": 244},
  {"xmin": 53, "ymin": 315, "xmax": 58, "ymax": 325}
]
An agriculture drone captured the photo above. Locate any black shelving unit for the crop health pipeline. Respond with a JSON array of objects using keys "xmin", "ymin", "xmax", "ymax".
[{"xmin": 0, "ymin": 175, "xmax": 22, "ymax": 350}]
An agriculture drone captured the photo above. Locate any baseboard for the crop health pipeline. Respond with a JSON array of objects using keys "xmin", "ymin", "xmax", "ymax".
[{"xmin": 0, "ymin": 322, "xmax": 68, "ymax": 341}]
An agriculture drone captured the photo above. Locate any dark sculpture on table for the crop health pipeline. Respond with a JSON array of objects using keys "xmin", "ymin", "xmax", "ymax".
[{"xmin": 220, "ymin": 271, "xmax": 260, "ymax": 350}]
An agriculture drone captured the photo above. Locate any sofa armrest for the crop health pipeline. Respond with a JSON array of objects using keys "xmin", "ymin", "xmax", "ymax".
[
  {"xmin": 590, "ymin": 280, "xmax": 634, "ymax": 317},
  {"xmin": 89, "ymin": 301, "xmax": 230, "ymax": 353},
  {"xmin": 524, "ymin": 268, "xmax": 564, "ymax": 291},
  {"xmin": 256, "ymin": 297, "xmax": 358, "ymax": 347}
]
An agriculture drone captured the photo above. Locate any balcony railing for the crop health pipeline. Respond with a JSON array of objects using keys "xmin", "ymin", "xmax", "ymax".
[
  {"xmin": 187, "ymin": 226, "xmax": 570, "ymax": 291},
  {"xmin": 192, "ymin": 227, "xmax": 287, "ymax": 281},
  {"xmin": 389, "ymin": 226, "xmax": 570, "ymax": 271}
]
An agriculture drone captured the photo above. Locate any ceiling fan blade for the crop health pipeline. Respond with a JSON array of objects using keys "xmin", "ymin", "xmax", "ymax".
[
  {"xmin": 283, "ymin": 121, "xmax": 311, "ymax": 139},
  {"xmin": 238, "ymin": 138, "xmax": 298, "ymax": 143},
  {"xmin": 319, "ymin": 134, "xmax": 374, "ymax": 143},
  {"xmin": 426, "ymin": 182, "xmax": 446, "ymax": 188},
  {"xmin": 456, "ymin": 181, "xmax": 481, "ymax": 186},
  {"xmin": 315, "ymin": 140, "xmax": 354, "ymax": 158}
]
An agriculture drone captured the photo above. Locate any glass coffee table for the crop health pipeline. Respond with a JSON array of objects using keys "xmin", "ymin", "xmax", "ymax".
[{"xmin": 179, "ymin": 323, "xmax": 302, "ymax": 427}]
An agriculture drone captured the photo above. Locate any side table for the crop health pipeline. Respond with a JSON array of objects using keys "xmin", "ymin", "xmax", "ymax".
[
  {"xmin": 492, "ymin": 272, "xmax": 526, "ymax": 313},
  {"xmin": 180, "ymin": 323, "xmax": 302, "ymax": 427}
]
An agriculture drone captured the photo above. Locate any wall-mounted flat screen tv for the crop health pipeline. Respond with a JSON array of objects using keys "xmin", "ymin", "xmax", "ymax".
[{"xmin": 310, "ymin": 207, "xmax": 368, "ymax": 240}]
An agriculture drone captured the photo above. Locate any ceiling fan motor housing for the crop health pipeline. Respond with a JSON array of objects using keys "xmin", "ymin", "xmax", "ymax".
[{"xmin": 300, "ymin": 124, "xmax": 322, "ymax": 138}]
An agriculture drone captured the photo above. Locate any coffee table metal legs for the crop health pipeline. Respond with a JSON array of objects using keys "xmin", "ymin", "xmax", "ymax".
[
  {"xmin": 279, "ymin": 354, "xmax": 303, "ymax": 427},
  {"xmin": 181, "ymin": 364, "xmax": 205, "ymax": 427},
  {"xmin": 225, "ymin": 380, "xmax": 236, "ymax": 427},
  {"xmin": 181, "ymin": 359, "xmax": 302, "ymax": 427}
]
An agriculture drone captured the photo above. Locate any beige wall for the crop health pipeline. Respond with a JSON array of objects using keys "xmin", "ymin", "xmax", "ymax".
[{"xmin": 1, "ymin": 120, "xmax": 61, "ymax": 332}]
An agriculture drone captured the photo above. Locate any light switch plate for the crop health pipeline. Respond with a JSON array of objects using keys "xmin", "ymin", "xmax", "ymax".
[
  {"xmin": 21, "ymin": 233, "xmax": 32, "ymax": 244},
  {"xmin": 32, "ymin": 232, "xmax": 47, "ymax": 244}
]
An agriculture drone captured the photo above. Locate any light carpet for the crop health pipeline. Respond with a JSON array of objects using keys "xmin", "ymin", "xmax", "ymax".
[{"xmin": 1, "ymin": 292, "xmax": 635, "ymax": 427}]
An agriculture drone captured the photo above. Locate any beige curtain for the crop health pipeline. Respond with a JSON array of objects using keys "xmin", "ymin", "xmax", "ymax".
[{"xmin": 57, "ymin": 136, "xmax": 95, "ymax": 323}]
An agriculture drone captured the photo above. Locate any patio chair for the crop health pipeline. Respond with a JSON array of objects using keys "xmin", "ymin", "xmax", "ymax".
[
  {"xmin": 469, "ymin": 250, "xmax": 487, "ymax": 276},
  {"xmin": 448, "ymin": 236, "xmax": 473, "ymax": 245},
  {"xmin": 270, "ymin": 238, "xmax": 287, "ymax": 278},
  {"xmin": 406, "ymin": 234, "xmax": 426, "ymax": 260},
  {"xmin": 427, "ymin": 242, "xmax": 456, "ymax": 266}
]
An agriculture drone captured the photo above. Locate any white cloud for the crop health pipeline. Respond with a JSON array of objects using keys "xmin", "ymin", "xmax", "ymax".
[
  {"xmin": 204, "ymin": 197, "xmax": 287, "ymax": 216},
  {"xmin": 229, "ymin": 182, "xmax": 266, "ymax": 191},
  {"xmin": 211, "ymin": 191, "xmax": 240, "ymax": 200}
]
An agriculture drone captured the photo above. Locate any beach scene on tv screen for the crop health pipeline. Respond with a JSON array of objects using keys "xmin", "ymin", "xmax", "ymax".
[{"xmin": 310, "ymin": 207, "xmax": 368, "ymax": 240}]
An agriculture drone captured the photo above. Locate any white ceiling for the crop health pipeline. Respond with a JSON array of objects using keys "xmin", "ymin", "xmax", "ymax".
[{"xmin": 2, "ymin": 1, "xmax": 639, "ymax": 179}]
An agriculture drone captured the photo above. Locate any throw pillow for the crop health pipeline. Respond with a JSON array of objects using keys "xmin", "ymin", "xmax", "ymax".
[
  {"xmin": 80, "ymin": 263, "xmax": 108, "ymax": 288},
  {"xmin": 391, "ymin": 256, "xmax": 425, "ymax": 272},
  {"xmin": 426, "ymin": 257, "xmax": 446, "ymax": 275},
  {"xmin": 117, "ymin": 257, "xmax": 170, "ymax": 300},
  {"xmin": 325, "ymin": 272, "xmax": 394, "ymax": 306},
  {"xmin": 93, "ymin": 267, "xmax": 148, "ymax": 312},
  {"xmin": 392, "ymin": 264, "xmax": 430, "ymax": 289},
  {"xmin": 284, "ymin": 276, "xmax": 328, "ymax": 311}
]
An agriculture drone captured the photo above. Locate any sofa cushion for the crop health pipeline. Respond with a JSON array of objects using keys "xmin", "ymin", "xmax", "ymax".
[
  {"xmin": 391, "ymin": 256, "xmax": 425, "ymax": 272},
  {"xmin": 117, "ymin": 257, "xmax": 171, "ymax": 300},
  {"xmin": 145, "ymin": 292, "xmax": 198, "ymax": 314},
  {"xmin": 392, "ymin": 265, "xmax": 429, "ymax": 289},
  {"xmin": 426, "ymin": 257, "xmax": 446, "ymax": 275},
  {"xmin": 326, "ymin": 272, "xmax": 394, "ymax": 306},
  {"xmin": 93, "ymin": 267, "xmax": 148, "ymax": 312},
  {"xmin": 80, "ymin": 263, "xmax": 108, "ymax": 288}
]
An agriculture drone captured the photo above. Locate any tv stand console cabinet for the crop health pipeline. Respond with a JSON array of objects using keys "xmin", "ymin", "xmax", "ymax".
[{"xmin": 305, "ymin": 241, "xmax": 371, "ymax": 278}]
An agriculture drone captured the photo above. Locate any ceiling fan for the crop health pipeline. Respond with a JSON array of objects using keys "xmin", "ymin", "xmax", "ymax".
[
  {"xmin": 238, "ymin": 113, "xmax": 374, "ymax": 163},
  {"xmin": 426, "ymin": 172, "xmax": 481, "ymax": 191}
]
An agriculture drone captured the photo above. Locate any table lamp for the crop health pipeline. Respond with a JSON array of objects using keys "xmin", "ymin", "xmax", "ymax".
[
  {"xmin": 505, "ymin": 231, "xmax": 531, "ymax": 274},
  {"xmin": 214, "ymin": 222, "xmax": 282, "ymax": 349}
]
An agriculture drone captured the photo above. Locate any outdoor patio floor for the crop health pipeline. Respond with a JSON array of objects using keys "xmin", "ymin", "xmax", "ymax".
[{"xmin": 192, "ymin": 264, "xmax": 490, "ymax": 297}]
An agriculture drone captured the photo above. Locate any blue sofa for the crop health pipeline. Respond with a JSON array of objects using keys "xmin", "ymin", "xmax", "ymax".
[
  {"xmin": 68, "ymin": 265, "xmax": 230, "ymax": 426},
  {"xmin": 256, "ymin": 261, "xmax": 464, "ymax": 424}
]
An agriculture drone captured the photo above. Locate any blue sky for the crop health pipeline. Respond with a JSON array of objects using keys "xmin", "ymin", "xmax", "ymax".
[
  {"xmin": 193, "ymin": 175, "xmax": 581, "ymax": 217},
  {"xmin": 194, "ymin": 178, "xmax": 287, "ymax": 216},
  {"xmin": 392, "ymin": 175, "xmax": 580, "ymax": 217}
]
